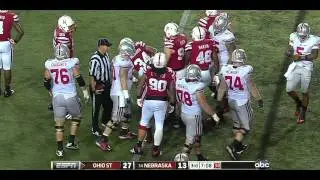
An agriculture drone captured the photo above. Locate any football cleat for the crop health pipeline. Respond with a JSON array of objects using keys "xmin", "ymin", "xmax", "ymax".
[
  {"xmin": 297, "ymin": 108, "xmax": 306, "ymax": 124},
  {"xmin": 119, "ymin": 131, "xmax": 137, "ymax": 140},
  {"xmin": 56, "ymin": 149, "xmax": 64, "ymax": 158},
  {"xmin": 197, "ymin": 154, "xmax": 208, "ymax": 161},
  {"xmin": 65, "ymin": 142, "xmax": 79, "ymax": 150},
  {"xmin": 4, "ymin": 89, "xmax": 14, "ymax": 97},
  {"xmin": 130, "ymin": 145, "xmax": 143, "ymax": 155},
  {"xmin": 226, "ymin": 144, "xmax": 239, "ymax": 161},
  {"xmin": 236, "ymin": 144, "xmax": 248, "ymax": 154},
  {"xmin": 152, "ymin": 147, "xmax": 162, "ymax": 157},
  {"xmin": 95, "ymin": 139, "xmax": 112, "ymax": 151},
  {"xmin": 91, "ymin": 128, "xmax": 102, "ymax": 137}
]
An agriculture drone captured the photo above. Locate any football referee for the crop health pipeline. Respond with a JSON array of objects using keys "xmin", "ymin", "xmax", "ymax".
[{"xmin": 89, "ymin": 38, "xmax": 113, "ymax": 136}]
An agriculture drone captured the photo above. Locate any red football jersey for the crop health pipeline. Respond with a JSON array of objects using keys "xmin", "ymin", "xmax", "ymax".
[
  {"xmin": 164, "ymin": 34, "xmax": 187, "ymax": 71},
  {"xmin": 144, "ymin": 66, "xmax": 175, "ymax": 98},
  {"xmin": 0, "ymin": 10, "xmax": 19, "ymax": 41},
  {"xmin": 198, "ymin": 15, "xmax": 218, "ymax": 39},
  {"xmin": 53, "ymin": 27, "xmax": 74, "ymax": 57},
  {"xmin": 185, "ymin": 39, "xmax": 218, "ymax": 70},
  {"xmin": 131, "ymin": 41, "xmax": 151, "ymax": 72}
]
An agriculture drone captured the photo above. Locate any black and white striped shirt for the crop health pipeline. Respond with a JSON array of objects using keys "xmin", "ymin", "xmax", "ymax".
[{"xmin": 89, "ymin": 51, "xmax": 112, "ymax": 84}]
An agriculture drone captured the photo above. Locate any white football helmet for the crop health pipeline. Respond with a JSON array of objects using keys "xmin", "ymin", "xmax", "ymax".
[
  {"xmin": 185, "ymin": 64, "xmax": 202, "ymax": 81},
  {"xmin": 152, "ymin": 52, "xmax": 167, "ymax": 68},
  {"xmin": 164, "ymin": 22, "xmax": 179, "ymax": 38},
  {"xmin": 296, "ymin": 23, "xmax": 310, "ymax": 42},
  {"xmin": 58, "ymin": 15, "xmax": 75, "ymax": 33},
  {"xmin": 212, "ymin": 14, "xmax": 229, "ymax": 34},
  {"xmin": 205, "ymin": 10, "xmax": 219, "ymax": 17},
  {"xmin": 174, "ymin": 153, "xmax": 189, "ymax": 162},
  {"xmin": 54, "ymin": 44, "xmax": 70, "ymax": 60},
  {"xmin": 191, "ymin": 26, "xmax": 206, "ymax": 41},
  {"xmin": 119, "ymin": 43, "xmax": 135, "ymax": 57},
  {"xmin": 231, "ymin": 49, "xmax": 246, "ymax": 66},
  {"xmin": 119, "ymin": 37, "xmax": 135, "ymax": 48}
]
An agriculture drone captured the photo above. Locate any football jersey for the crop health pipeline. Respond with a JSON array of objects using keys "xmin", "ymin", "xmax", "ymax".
[
  {"xmin": 185, "ymin": 39, "xmax": 218, "ymax": 70},
  {"xmin": 53, "ymin": 27, "xmax": 74, "ymax": 57},
  {"xmin": 219, "ymin": 64, "xmax": 253, "ymax": 106},
  {"xmin": 164, "ymin": 34, "xmax": 188, "ymax": 71},
  {"xmin": 131, "ymin": 41, "xmax": 151, "ymax": 73},
  {"xmin": 110, "ymin": 55, "xmax": 134, "ymax": 96},
  {"xmin": 45, "ymin": 58, "xmax": 79, "ymax": 98},
  {"xmin": 0, "ymin": 10, "xmax": 19, "ymax": 41},
  {"xmin": 289, "ymin": 32, "xmax": 320, "ymax": 71},
  {"xmin": 144, "ymin": 66, "xmax": 175, "ymax": 98},
  {"xmin": 198, "ymin": 15, "xmax": 217, "ymax": 39},
  {"xmin": 176, "ymin": 78, "xmax": 206, "ymax": 115},
  {"xmin": 208, "ymin": 28, "xmax": 235, "ymax": 65}
]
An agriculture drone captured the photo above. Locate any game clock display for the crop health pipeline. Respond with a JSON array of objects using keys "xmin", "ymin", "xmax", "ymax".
[{"xmin": 51, "ymin": 160, "xmax": 270, "ymax": 170}]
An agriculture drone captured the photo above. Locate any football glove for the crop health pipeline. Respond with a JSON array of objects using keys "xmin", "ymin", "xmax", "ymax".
[
  {"xmin": 82, "ymin": 88, "xmax": 90, "ymax": 103},
  {"xmin": 137, "ymin": 98, "xmax": 143, "ymax": 107}
]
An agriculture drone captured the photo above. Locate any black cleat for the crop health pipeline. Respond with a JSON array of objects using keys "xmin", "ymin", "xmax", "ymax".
[
  {"xmin": 66, "ymin": 142, "xmax": 79, "ymax": 150},
  {"xmin": 130, "ymin": 145, "xmax": 143, "ymax": 155},
  {"xmin": 236, "ymin": 144, "xmax": 248, "ymax": 154},
  {"xmin": 48, "ymin": 103, "xmax": 53, "ymax": 111},
  {"xmin": 4, "ymin": 89, "xmax": 14, "ymax": 97},
  {"xmin": 56, "ymin": 149, "xmax": 64, "ymax": 158},
  {"xmin": 197, "ymin": 154, "xmax": 208, "ymax": 161},
  {"xmin": 226, "ymin": 144, "xmax": 239, "ymax": 161}
]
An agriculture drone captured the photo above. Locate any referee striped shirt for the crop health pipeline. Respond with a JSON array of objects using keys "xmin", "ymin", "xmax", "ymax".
[{"xmin": 89, "ymin": 51, "xmax": 112, "ymax": 83}]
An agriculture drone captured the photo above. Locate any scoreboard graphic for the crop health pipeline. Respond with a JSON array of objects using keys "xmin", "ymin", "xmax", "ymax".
[{"xmin": 51, "ymin": 160, "xmax": 270, "ymax": 170}]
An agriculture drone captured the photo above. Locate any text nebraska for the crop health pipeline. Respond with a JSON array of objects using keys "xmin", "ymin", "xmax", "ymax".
[{"xmin": 139, "ymin": 162, "xmax": 175, "ymax": 169}]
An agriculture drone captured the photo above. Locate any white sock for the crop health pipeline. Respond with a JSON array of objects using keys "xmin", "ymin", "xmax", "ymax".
[{"xmin": 153, "ymin": 128, "xmax": 163, "ymax": 146}]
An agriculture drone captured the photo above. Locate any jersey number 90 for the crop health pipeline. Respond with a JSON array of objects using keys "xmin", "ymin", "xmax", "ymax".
[{"xmin": 149, "ymin": 78, "xmax": 167, "ymax": 92}]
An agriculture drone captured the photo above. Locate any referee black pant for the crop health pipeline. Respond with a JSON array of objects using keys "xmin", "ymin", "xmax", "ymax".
[{"xmin": 90, "ymin": 83, "xmax": 113, "ymax": 132}]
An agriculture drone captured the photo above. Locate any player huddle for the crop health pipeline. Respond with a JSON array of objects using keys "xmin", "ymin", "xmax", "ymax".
[{"xmin": 38, "ymin": 10, "xmax": 319, "ymax": 161}]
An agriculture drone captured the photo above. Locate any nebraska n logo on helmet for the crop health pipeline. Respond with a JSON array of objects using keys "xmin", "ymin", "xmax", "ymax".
[
  {"xmin": 296, "ymin": 23, "xmax": 310, "ymax": 42},
  {"xmin": 191, "ymin": 26, "xmax": 206, "ymax": 41},
  {"xmin": 164, "ymin": 22, "xmax": 179, "ymax": 38},
  {"xmin": 58, "ymin": 15, "xmax": 75, "ymax": 33}
]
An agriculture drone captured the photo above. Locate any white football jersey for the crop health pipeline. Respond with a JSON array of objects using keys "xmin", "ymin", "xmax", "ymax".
[
  {"xmin": 45, "ymin": 58, "xmax": 79, "ymax": 98},
  {"xmin": 176, "ymin": 78, "xmax": 206, "ymax": 115},
  {"xmin": 289, "ymin": 32, "xmax": 320, "ymax": 71},
  {"xmin": 219, "ymin": 64, "xmax": 253, "ymax": 106},
  {"xmin": 110, "ymin": 55, "xmax": 134, "ymax": 96},
  {"xmin": 208, "ymin": 27, "xmax": 235, "ymax": 65}
]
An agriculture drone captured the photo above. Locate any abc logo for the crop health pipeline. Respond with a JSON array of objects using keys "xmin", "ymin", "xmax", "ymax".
[{"xmin": 255, "ymin": 160, "xmax": 270, "ymax": 169}]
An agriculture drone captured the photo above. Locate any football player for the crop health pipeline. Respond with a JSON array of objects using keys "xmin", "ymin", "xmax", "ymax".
[
  {"xmin": 163, "ymin": 22, "xmax": 188, "ymax": 128},
  {"xmin": 118, "ymin": 37, "xmax": 157, "ymax": 82},
  {"xmin": 176, "ymin": 64, "xmax": 220, "ymax": 161},
  {"xmin": 217, "ymin": 49, "xmax": 263, "ymax": 160},
  {"xmin": 199, "ymin": 10, "xmax": 233, "ymax": 40},
  {"xmin": 285, "ymin": 23, "xmax": 319, "ymax": 124},
  {"xmin": 185, "ymin": 26, "xmax": 220, "ymax": 86},
  {"xmin": 43, "ymin": 44, "xmax": 90, "ymax": 157},
  {"xmin": 131, "ymin": 52, "xmax": 176, "ymax": 157},
  {"xmin": 49, "ymin": 15, "xmax": 76, "ymax": 111},
  {"xmin": 96, "ymin": 42, "xmax": 137, "ymax": 151},
  {"xmin": 0, "ymin": 10, "xmax": 24, "ymax": 97}
]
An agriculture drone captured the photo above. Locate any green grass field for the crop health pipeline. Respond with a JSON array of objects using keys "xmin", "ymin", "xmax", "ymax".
[{"xmin": 0, "ymin": 10, "xmax": 319, "ymax": 170}]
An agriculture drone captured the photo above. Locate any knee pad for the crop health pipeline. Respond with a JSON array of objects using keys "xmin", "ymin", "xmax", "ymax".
[{"xmin": 55, "ymin": 126, "xmax": 64, "ymax": 132}]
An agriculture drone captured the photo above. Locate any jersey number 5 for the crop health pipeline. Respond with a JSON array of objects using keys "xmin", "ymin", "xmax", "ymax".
[
  {"xmin": 176, "ymin": 89, "xmax": 192, "ymax": 106},
  {"xmin": 149, "ymin": 78, "xmax": 167, "ymax": 92},
  {"xmin": 225, "ymin": 76, "xmax": 244, "ymax": 90},
  {"xmin": 51, "ymin": 68, "xmax": 70, "ymax": 84}
]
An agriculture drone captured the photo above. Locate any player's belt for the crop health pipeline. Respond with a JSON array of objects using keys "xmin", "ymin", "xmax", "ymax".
[{"xmin": 145, "ymin": 96, "xmax": 168, "ymax": 101}]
